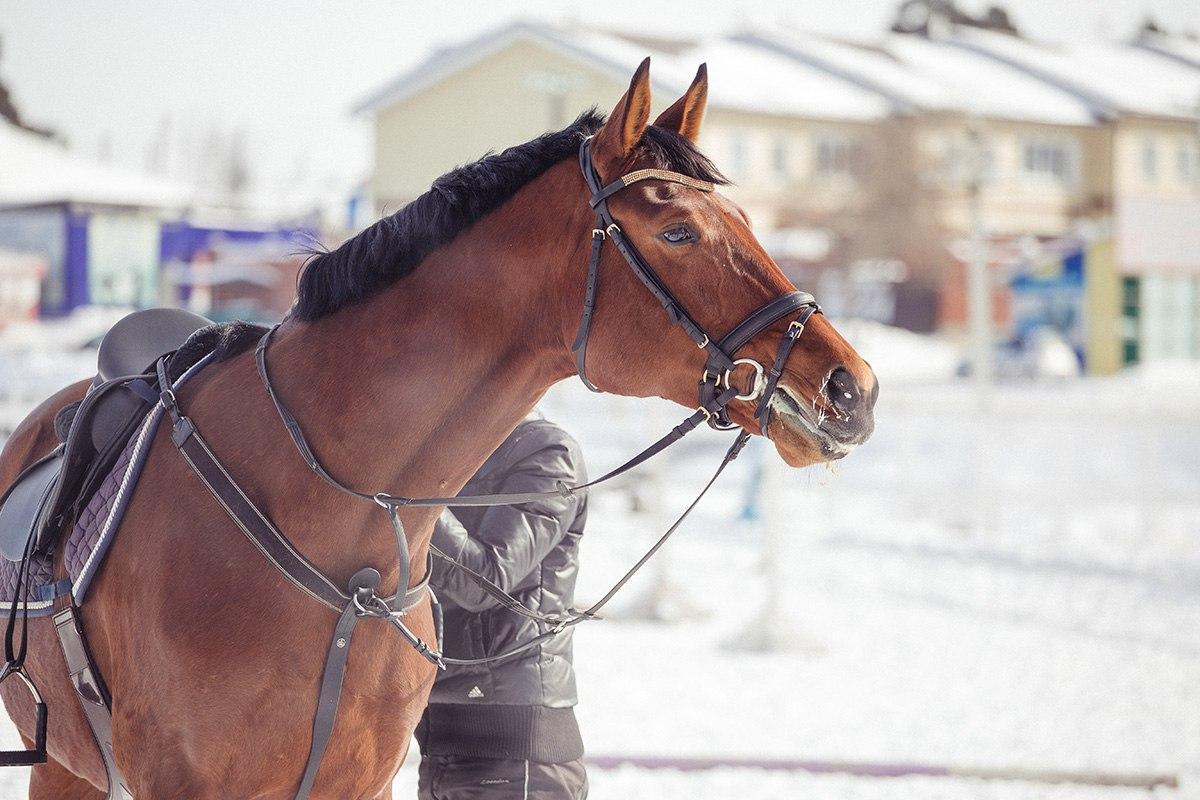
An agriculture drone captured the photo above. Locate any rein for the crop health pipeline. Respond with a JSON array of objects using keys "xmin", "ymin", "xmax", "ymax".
[{"xmin": 158, "ymin": 134, "xmax": 822, "ymax": 800}]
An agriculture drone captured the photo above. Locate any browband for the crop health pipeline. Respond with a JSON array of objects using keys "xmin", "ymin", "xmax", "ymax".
[{"xmin": 590, "ymin": 169, "xmax": 715, "ymax": 207}]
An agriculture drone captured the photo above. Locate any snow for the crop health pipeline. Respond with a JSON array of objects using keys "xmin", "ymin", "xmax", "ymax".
[
  {"xmin": 0, "ymin": 123, "xmax": 187, "ymax": 209},
  {"xmin": 676, "ymin": 37, "xmax": 892, "ymax": 121},
  {"xmin": 1139, "ymin": 35, "xmax": 1200, "ymax": 71},
  {"xmin": 954, "ymin": 29, "xmax": 1200, "ymax": 122},
  {"xmin": 883, "ymin": 35, "xmax": 1100, "ymax": 126},
  {"xmin": 1, "ymin": 322, "xmax": 1198, "ymax": 797},
  {"xmin": 745, "ymin": 30, "xmax": 956, "ymax": 114}
]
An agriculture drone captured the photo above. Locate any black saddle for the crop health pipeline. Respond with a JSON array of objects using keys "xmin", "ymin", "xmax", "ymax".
[{"xmin": 0, "ymin": 309, "xmax": 212, "ymax": 561}]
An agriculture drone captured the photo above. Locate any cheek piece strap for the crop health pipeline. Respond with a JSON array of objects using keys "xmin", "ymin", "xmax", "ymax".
[{"xmin": 572, "ymin": 135, "xmax": 820, "ymax": 432}]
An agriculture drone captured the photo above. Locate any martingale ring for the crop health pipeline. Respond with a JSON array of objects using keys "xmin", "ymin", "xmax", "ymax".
[{"xmin": 725, "ymin": 358, "xmax": 766, "ymax": 402}]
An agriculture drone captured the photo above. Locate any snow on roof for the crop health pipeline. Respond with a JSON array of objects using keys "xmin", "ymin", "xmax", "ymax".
[
  {"xmin": 354, "ymin": 21, "xmax": 681, "ymax": 116},
  {"xmin": 736, "ymin": 30, "xmax": 953, "ymax": 114},
  {"xmin": 355, "ymin": 21, "xmax": 1198, "ymax": 129},
  {"xmin": 674, "ymin": 36, "xmax": 890, "ymax": 121},
  {"xmin": 951, "ymin": 28, "xmax": 1200, "ymax": 121},
  {"xmin": 355, "ymin": 21, "xmax": 891, "ymax": 122},
  {"xmin": 0, "ymin": 122, "xmax": 188, "ymax": 209},
  {"xmin": 1134, "ymin": 33, "xmax": 1200, "ymax": 70},
  {"xmin": 883, "ymin": 33, "xmax": 1100, "ymax": 125},
  {"xmin": 0, "ymin": 127, "xmax": 182, "ymax": 209}
]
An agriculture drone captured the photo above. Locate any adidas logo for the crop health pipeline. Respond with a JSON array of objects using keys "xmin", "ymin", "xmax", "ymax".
[{"xmin": 467, "ymin": 686, "xmax": 484, "ymax": 699}]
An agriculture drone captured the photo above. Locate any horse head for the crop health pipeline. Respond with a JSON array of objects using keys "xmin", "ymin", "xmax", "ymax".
[{"xmin": 562, "ymin": 59, "xmax": 877, "ymax": 467}]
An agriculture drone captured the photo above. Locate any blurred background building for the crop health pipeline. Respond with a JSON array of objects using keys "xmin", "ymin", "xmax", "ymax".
[
  {"xmin": 1, "ymin": 3, "xmax": 1198, "ymax": 796},
  {"xmin": 3, "ymin": 2, "xmax": 1198, "ymax": 374},
  {"xmin": 354, "ymin": 2, "xmax": 1200, "ymax": 375}
]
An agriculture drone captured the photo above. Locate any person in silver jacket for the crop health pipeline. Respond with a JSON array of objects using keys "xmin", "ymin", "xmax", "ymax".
[{"xmin": 416, "ymin": 411, "xmax": 588, "ymax": 799}]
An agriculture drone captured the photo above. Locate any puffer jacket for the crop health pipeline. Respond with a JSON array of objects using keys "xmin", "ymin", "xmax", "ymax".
[{"xmin": 417, "ymin": 416, "xmax": 587, "ymax": 763}]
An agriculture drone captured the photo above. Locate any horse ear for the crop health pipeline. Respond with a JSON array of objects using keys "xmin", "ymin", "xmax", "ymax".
[
  {"xmin": 593, "ymin": 57, "xmax": 653, "ymax": 167},
  {"xmin": 654, "ymin": 64, "xmax": 708, "ymax": 143}
]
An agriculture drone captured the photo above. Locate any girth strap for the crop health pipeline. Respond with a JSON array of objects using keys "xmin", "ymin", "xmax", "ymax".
[{"xmin": 53, "ymin": 605, "xmax": 132, "ymax": 800}]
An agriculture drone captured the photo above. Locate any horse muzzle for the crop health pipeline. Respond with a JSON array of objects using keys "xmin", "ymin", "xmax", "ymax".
[{"xmin": 767, "ymin": 366, "xmax": 876, "ymax": 461}]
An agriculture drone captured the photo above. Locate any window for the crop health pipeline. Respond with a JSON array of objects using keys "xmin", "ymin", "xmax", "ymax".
[
  {"xmin": 1179, "ymin": 140, "xmax": 1200, "ymax": 184},
  {"xmin": 1142, "ymin": 138, "xmax": 1157, "ymax": 182},
  {"xmin": 771, "ymin": 138, "xmax": 788, "ymax": 179},
  {"xmin": 1121, "ymin": 276, "xmax": 1140, "ymax": 365},
  {"xmin": 946, "ymin": 135, "xmax": 994, "ymax": 185},
  {"xmin": 815, "ymin": 135, "xmax": 857, "ymax": 177},
  {"xmin": 1021, "ymin": 138, "xmax": 1076, "ymax": 185},
  {"xmin": 727, "ymin": 134, "xmax": 748, "ymax": 180}
]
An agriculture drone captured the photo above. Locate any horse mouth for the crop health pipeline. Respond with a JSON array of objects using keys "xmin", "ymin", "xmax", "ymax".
[{"xmin": 765, "ymin": 384, "xmax": 855, "ymax": 464}]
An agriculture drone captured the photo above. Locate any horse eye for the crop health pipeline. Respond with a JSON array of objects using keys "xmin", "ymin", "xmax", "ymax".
[{"xmin": 661, "ymin": 225, "xmax": 695, "ymax": 245}]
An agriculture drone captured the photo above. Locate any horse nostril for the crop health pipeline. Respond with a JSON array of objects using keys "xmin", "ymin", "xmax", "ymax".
[{"xmin": 824, "ymin": 367, "xmax": 861, "ymax": 415}]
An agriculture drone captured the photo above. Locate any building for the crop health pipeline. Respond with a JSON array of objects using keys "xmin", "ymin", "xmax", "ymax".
[
  {"xmin": 0, "ymin": 120, "xmax": 186, "ymax": 317},
  {"xmin": 355, "ymin": 8, "xmax": 1200, "ymax": 373}
]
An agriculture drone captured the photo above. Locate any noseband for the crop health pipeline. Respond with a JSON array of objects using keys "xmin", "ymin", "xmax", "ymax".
[{"xmin": 572, "ymin": 135, "xmax": 819, "ymax": 434}]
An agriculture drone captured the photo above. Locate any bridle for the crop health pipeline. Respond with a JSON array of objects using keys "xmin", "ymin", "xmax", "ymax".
[
  {"xmin": 155, "ymin": 132, "xmax": 824, "ymax": 800},
  {"xmin": 572, "ymin": 135, "xmax": 820, "ymax": 433}
]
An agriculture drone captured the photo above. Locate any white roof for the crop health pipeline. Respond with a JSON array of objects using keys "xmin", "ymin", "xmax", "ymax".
[
  {"xmin": 675, "ymin": 36, "xmax": 890, "ymax": 121},
  {"xmin": 0, "ymin": 122, "xmax": 187, "ymax": 209},
  {"xmin": 1135, "ymin": 34, "xmax": 1200, "ymax": 70},
  {"xmin": 357, "ymin": 21, "xmax": 891, "ymax": 122},
  {"xmin": 739, "ymin": 30, "xmax": 953, "ymax": 114},
  {"xmin": 952, "ymin": 28, "xmax": 1200, "ymax": 121},
  {"xmin": 356, "ymin": 21, "xmax": 1200, "ymax": 129},
  {"xmin": 883, "ymin": 33, "xmax": 1100, "ymax": 125}
]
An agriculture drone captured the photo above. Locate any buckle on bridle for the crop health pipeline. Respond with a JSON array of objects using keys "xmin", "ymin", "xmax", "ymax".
[{"xmin": 591, "ymin": 228, "xmax": 605, "ymax": 240}]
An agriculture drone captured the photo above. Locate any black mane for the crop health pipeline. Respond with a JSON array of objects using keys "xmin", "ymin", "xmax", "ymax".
[{"xmin": 293, "ymin": 109, "xmax": 728, "ymax": 321}]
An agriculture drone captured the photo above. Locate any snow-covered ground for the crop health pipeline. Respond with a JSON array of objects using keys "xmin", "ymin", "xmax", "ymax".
[{"xmin": 1, "ymin": 322, "xmax": 1197, "ymax": 798}]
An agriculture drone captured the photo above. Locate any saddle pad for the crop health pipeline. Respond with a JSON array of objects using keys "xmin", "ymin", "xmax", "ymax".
[{"xmin": 0, "ymin": 352, "xmax": 214, "ymax": 616}]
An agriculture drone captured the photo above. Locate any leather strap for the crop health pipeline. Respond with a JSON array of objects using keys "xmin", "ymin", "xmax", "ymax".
[
  {"xmin": 158, "ymin": 363, "xmax": 428, "ymax": 616},
  {"xmin": 754, "ymin": 305, "xmax": 818, "ymax": 435},
  {"xmin": 255, "ymin": 327, "xmax": 730, "ymax": 511},
  {"xmin": 53, "ymin": 605, "xmax": 132, "ymax": 799},
  {"xmin": 713, "ymin": 292, "xmax": 818, "ymax": 358},
  {"xmin": 569, "ymin": 225, "xmax": 606, "ymax": 393},
  {"xmin": 573, "ymin": 136, "xmax": 821, "ymax": 432},
  {"xmin": 697, "ymin": 292, "xmax": 820, "ymax": 429},
  {"xmin": 0, "ymin": 505, "xmax": 48, "ymax": 768},
  {"xmin": 589, "ymin": 168, "xmax": 714, "ymax": 206},
  {"xmin": 294, "ymin": 569, "xmax": 379, "ymax": 800}
]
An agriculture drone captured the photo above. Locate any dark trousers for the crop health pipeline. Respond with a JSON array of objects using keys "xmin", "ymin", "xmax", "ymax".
[{"xmin": 417, "ymin": 755, "xmax": 588, "ymax": 800}]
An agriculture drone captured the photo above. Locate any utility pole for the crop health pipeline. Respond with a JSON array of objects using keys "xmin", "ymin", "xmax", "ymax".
[{"xmin": 965, "ymin": 120, "xmax": 993, "ymax": 406}]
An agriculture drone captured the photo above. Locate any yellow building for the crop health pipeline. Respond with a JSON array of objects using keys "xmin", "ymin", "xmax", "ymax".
[{"xmin": 355, "ymin": 18, "xmax": 1200, "ymax": 373}]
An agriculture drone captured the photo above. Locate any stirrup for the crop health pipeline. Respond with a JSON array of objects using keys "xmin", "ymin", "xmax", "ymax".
[{"xmin": 0, "ymin": 664, "xmax": 47, "ymax": 766}]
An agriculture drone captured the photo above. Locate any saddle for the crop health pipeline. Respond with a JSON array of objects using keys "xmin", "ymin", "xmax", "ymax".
[{"xmin": 0, "ymin": 309, "xmax": 213, "ymax": 562}]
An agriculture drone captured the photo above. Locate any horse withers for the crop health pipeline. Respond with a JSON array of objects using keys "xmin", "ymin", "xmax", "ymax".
[{"xmin": 0, "ymin": 59, "xmax": 875, "ymax": 798}]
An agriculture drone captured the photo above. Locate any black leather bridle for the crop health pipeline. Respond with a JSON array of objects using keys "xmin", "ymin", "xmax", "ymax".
[
  {"xmin": 155, "ymin": 134, "xmax": 825, "ymax": 800},
  {"xmin": 572, "ymin": 135, "xmax": 820, "ymax": 433}
]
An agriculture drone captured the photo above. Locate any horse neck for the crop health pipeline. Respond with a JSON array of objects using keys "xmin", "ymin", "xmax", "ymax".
[{"xmin": 257, "ymin": 161, "xmax": 590, "ymax": 580}]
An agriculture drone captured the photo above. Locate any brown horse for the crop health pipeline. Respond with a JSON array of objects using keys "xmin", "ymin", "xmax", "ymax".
[{"xmin": 0, "ymin": 60, "xmax": 875, "ymax": 798}]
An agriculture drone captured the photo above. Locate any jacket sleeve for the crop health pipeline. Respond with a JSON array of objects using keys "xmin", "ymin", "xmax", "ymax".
[{"xmin": 429, "ymin": 435, "xmax": 583, "ymax": 613}]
